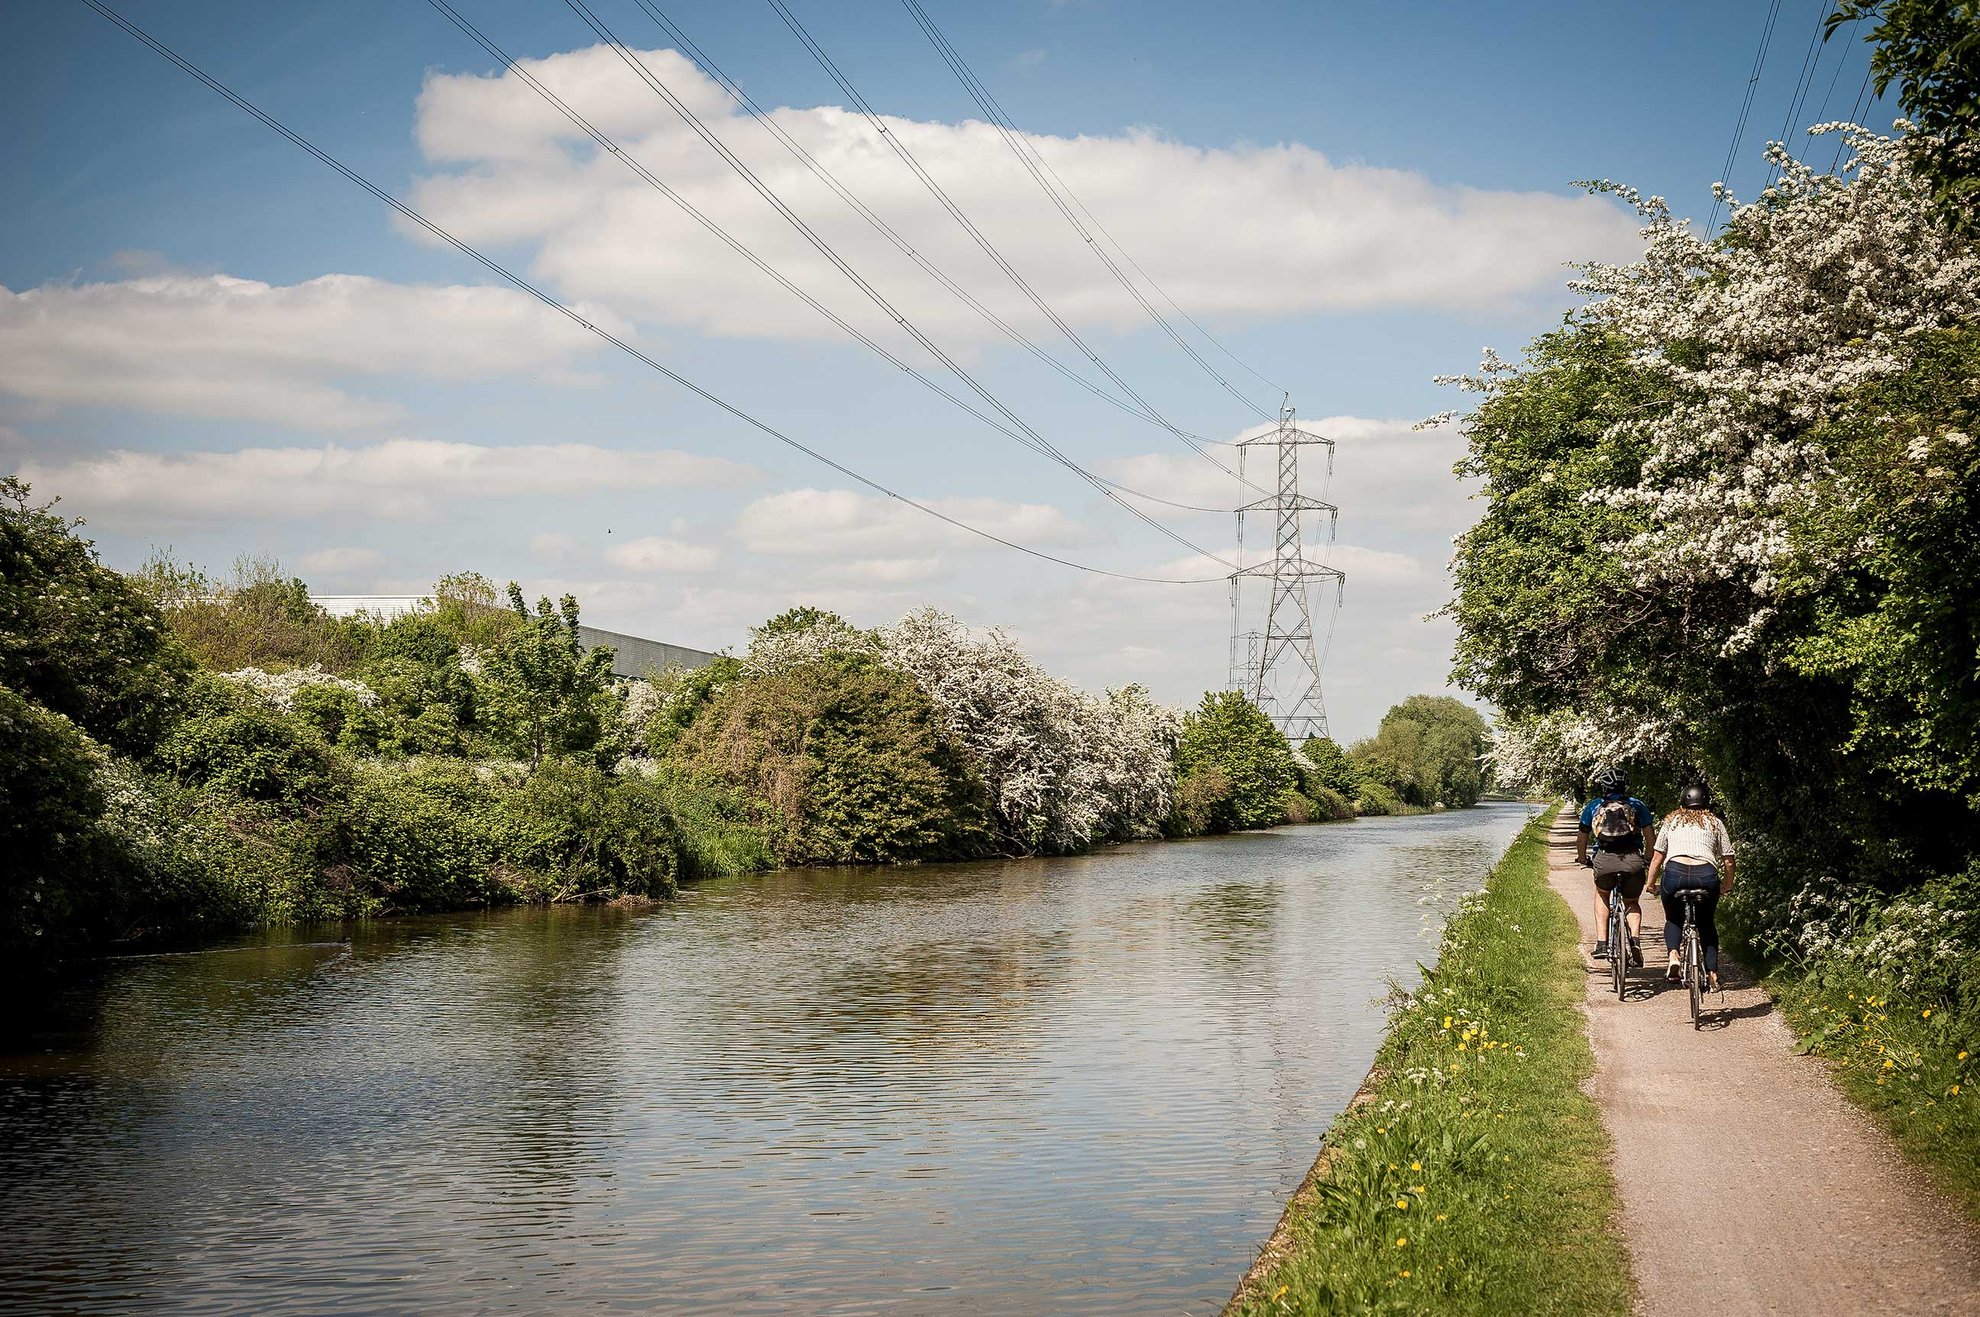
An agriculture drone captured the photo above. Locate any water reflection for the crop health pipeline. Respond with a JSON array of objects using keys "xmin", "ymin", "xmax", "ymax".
[{"xmin": 1, "ymin": 804, "xmax": 1534, "ymax": 1315}]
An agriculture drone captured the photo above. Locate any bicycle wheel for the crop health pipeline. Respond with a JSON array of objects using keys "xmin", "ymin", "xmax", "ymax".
[
  {"xmin": 1611, "ymin": 899, "xmax": 1627, "ymax": 999},
  {"xmin": 1686, "ymin": 929, "xmax": 1703, "ymax": 1028}
]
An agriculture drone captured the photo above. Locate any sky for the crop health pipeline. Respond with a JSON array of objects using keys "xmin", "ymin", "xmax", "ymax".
[{"xmin": 0, "ymin": 0, "xmax": 1889, "ymax": 742}]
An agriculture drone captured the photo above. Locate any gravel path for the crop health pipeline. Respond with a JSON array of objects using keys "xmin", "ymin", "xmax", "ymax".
[{"xmin": 1544, "ymin": 809, "xmax": 1980, "ymax": 1316}]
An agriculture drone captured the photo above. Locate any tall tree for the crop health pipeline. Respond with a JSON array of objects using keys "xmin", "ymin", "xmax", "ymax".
[{"xmin": 478, "ymin": 585, "xmax": 617, "ymax": 771}]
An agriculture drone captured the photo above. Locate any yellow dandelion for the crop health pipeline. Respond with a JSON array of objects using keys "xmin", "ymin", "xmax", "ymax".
[
  {"xmin": 1410, "ymin": 1185, "xmax": 1426, "ymax": 1195},
  {"xmin": 1952, "ymin": 1085, "xmax": 1962, "ymax": 1096},
  {"xmin": 1395, "ymin": 1199, "xmax": 1410, "ymax": 1210},
  {"xmin": 1884, "ymin": 1058, "xmax": 1896, "ymax": 1070},
  {"xmin": 1410, "ymin": 1161, "xmax": 1422, "ymax": 1171},
  {"xmin": 1443, "ymin": 1016, "xmax": 1453, "ymax": 1029},
  {"xmin": 1960, "ymin": 1051, "xmax": 1969, "ymax": 1061},
  {"xmin": 1434, "ymin": 1213, "xmax": 1448, "ymax": 1222},
  {"xmin": 1271, "ymin": 1285, "xmax": 1288, "ymax": 1300},
  {"xmin": 1398, "ymin": 1270, "xmax": 1411, "ymax": 1278},
  {"xmin": 1923, "ymin": 1009, "xmax": 1933, "ymax": 1019},
  {"xmin": 1396, "ymin": 1237, "xmax": 1408, "ymax": 1247}
]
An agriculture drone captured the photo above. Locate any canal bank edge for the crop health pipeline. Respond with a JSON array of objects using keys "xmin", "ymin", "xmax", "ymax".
[{"xmin": 1224, "ymin": 808, "xmax": 1633, "ymax": 1315}]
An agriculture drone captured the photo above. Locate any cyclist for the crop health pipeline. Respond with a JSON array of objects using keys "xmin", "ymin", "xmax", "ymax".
[
  {"xmin": 1647, "ymin": 783, "xmax": 1735, "ymax": 991},
  {"xmin": 1575, "ymin": 768, "xmax": 1655, "ymax": 964}
]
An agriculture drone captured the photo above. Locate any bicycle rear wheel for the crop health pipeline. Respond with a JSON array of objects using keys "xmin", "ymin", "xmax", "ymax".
[
  {"xmin": 1686, "ymin": 929, "xmax": 1703, "ymax": 1028},
  {"xmin": 1611, "ymin": 899, "xmax": 1627, "ymax": 999}
]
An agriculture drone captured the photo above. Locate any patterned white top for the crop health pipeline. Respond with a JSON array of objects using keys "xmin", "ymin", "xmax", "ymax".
[{"xmin": 1654, "ymin": 812, "xmax": 1734, "ymax": 866}]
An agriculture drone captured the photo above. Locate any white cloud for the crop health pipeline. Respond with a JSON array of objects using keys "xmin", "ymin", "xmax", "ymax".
[
  {"xmin": 0, "ymin": 274, "xmax": 626, "ymax": 428},
  {"xmin": 733, "ymin": 487, "xmax": 1082, "ymax": 558},
  {"xmin": 603, "ymin": 535, "xmax": 718, "ymax": 573},
  {"xmin": 532, "ymin": 531, "xmax": 580, "ymax": 562},
  {"xmin": 16, "ymin": 438, "xmax": 754, "ymax": 524},
  {"xmin": 407, "ymin": 47, "xmax": 1639, "ymax": 343},
  {"xmin": 299, "ymin": 546, "xmax": 383, "ymax": 575}
]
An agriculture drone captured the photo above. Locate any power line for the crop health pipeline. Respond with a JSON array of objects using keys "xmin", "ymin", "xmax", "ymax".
[
  {"xmin": 1812, "ymin": 12, "xmax": 1867, "ymax": 133},
  {"xmin": 552, "ymin": 0, "xmax": 1235, "ymax": 565},
  {"xmin": 1765, "ymin": 0, "xmax": 1831, "ymax": 188},
  {"xmin": 896, "ymin": 0, "xmax": 1282, "ymax": 421},
  {"xmin": 625, "ymin": 0, "xmax": 1224, "ymax": 452},
  {"xmin": 759, "ymin": 0, "xmax": 1276, "ymax": 498},
  {"xmin": 896, "ymin": 0, "xmax": 1285, "ymax": 402},
  {"xmin": 78, "ymin": 0, "xmax": 1227, "ymax": 586},
  {"xmin": 1707, "ymin": 0, "xmax": 1784, "ymax": 233},
  {"xmin": 1832, "ymin": 62, "xmax": 1878, "ymax": 173}
]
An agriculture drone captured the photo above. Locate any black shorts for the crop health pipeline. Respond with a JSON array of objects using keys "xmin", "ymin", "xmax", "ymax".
[{"xmin": 1592, "ymin": 849, "xmax": 1647, "ymax": 898}]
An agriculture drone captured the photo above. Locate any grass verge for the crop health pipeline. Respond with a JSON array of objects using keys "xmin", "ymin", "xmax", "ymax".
[
  {"xmin": 1731, "ymin": 949, "xmax": 1979, "ymax": 1222},
  {"xmin": 1227, "ymin": 811, "xmax": 1631, "ymax": 1316}
]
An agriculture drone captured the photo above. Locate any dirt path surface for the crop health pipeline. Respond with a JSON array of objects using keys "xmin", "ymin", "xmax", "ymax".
[{"xmin": 1545, "ymin": 809, "xmax": 1980, "ymax": 1316}]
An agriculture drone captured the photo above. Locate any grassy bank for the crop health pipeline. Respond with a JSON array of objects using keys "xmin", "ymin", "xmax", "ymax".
[
  {"xmin": 1724, "ymin": 868, "xmax": 1980, "ymax": 1222},
  {"xmin": 1229, "ymin": 812, "xmax": 1631, "ymax": 1316}
]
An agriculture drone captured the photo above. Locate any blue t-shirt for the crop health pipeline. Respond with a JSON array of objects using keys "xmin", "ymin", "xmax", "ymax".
[{"xmin": 1579, "ymin": 795, "xmax": 1655, "ymax": 846}]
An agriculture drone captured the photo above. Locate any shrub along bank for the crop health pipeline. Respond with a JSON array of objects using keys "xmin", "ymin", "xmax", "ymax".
[
  {"xmin": 5, "ymin": 479, "xmax": 1490, "ymax": 977},
  {"xmin": 1229, "ymin": 813, "xmax": 1630, "ymax": 1317}
]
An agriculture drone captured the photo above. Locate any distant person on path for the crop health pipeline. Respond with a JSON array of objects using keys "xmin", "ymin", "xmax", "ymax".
[
  {"xmin": 1647, "ymin": 784, "xmax": 1735, "ymax": 992},
  {"xmin": 1576, "ymin": 768, "xmax": 1656, "ymax": 964}
]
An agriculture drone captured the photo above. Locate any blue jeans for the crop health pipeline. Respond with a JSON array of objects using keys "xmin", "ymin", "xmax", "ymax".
[{"xmin": 1659, "ymin": 860, "xmax": 1721, "ymax": 972}]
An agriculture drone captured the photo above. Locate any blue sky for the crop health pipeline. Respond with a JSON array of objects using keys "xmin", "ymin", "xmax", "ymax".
[{"xmin": 1, "ymin": 0, "xmax": 1887, "ymax": 740}]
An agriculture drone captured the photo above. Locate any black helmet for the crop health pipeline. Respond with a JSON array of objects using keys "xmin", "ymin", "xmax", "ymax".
[
  {"xmin": 1680, "ymin": 783, "xmax": 1713, "ymax": 810},
  {"xmin": 1592, "ymin": 767, "xmax": 1627, "ymax": 796}
]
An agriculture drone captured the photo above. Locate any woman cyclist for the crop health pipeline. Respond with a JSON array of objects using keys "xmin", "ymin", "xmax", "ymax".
[{"xmin": 1646, "ymin": 784, "xmax": 1735, "ymax": 991}]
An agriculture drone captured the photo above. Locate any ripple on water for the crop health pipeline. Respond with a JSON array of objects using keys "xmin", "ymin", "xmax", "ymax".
[{"xmin": 0, "ymin": 804, "xmax": 1534, "ymax": 1315}]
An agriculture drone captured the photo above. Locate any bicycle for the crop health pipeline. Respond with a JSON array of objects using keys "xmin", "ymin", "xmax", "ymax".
[
  {"xmin": 1607, "ymin": 880, "xmax": 1629, "ymax": 1000},
  {"xmin": 1677, "ymin": 888, "xmax": 1709, "ymax": 1028}
]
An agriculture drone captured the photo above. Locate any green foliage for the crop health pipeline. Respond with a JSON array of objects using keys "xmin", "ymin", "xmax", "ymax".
[
  {"xmin": 478, "ymin": 584, "xmax": 618, "ymax": 770},
  {"xmin": 1829, "ymin": 0, "xmax": 1980, "ymax": 227},
  {"xmin": 498, "ymin": 760, "xmax": 681, "ymax": 899},
  {"xmin": 645, "ymin": 656, "xmax": 743, "ymax": 757},
  {"xmin": 1231, "ymin": 816, "xmax": 1631, "ymax": 1316},
  {"xmin": 667, "ymin": 654, "xmax": 989, "ymax": 864},
  {"xmin": 1302, "ymin": 737, "xmax": 1362, "ymax": 796},
  {"xmin": 1173, "ymin": 691, "xmax": 1298, "ymax": 834},
  {"xmin": 1, "ymin": 479, "xmax": 191, "ymax": 753},
  {"xmin": 1447, "ymin": 325, "xmax": 1667, "ymax": 729},
  {"xmin": 138, "ymin": 552, "xmax": 364, "ymax": 674},
  {"xmin": 1353, "ymin": 781, "xmax": 1405, "ymax": 817},
  {"xmin": 0, "ymin": 683, "xmax": 121, "ymax": 963},
  {"xmin": 154, "ymin": 673, "xmax": 346, "ymax": 808},
  {"xmin": 1351, "ymin": 696, "xmax": 1492, "ymax": 809},
  {"xmin": 643, "ymin": 766, "xmax": 778, "ymax": 880}
]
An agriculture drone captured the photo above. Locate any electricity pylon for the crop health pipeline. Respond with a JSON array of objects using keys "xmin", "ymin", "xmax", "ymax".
[{"xmin": 1228, "ymin": 402, "xmax": 1344, "ymax": 742}]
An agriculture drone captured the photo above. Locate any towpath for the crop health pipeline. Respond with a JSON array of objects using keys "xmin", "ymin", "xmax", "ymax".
[{"xmin": 1545, "ymin": 809, "xmax": 1980, "ymax": 1314}]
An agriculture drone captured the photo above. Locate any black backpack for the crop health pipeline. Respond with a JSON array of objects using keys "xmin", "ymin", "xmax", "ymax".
[{"xmin": 1591, "ymin": 797, "xmax": 1641, "ymax": 853}]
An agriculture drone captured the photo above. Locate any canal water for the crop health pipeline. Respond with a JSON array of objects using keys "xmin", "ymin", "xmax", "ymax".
[{"xmin": 0, "ymin": 803, "xmax": 1535, "ymax": 1315}]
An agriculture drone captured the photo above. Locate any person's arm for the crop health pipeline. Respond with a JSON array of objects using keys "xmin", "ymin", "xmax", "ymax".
[
  {"xmin": 1647, "ymin": 848, "xmax": 1666, "ymax": 893},
  {"xmin": 1577, "ymin": 826, "xmax": 1590, "ymax": 864},
  {"xmin": 1717, "ymin": 818, "xmax": 1736, "ymax": 890}
]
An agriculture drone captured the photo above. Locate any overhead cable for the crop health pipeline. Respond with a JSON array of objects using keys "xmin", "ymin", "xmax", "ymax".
[
  {"xmin": 626, "ymin": 0, "xmax": 1226, "ymax": 452},
  {"xmin": 894, "ymin": 0, "xmax": 1281, "ymax": 421},
  {"xmin": 79, "ymin": 0, "xmax": 1227, "ymax": 585},
  {"xmin": 552, "ymin": 0, "xmax": 1234, "ymax": 564},
  {"xmin": 1765, "ymin": 0, "xmax": 1832, "ymax": 189},
  {"xmin": 763, "ymin": 0, "xmax": 1279, "ymax": 497},
  {"xmin": 1707, "ymin": 0, "xmax": 1784, "ymax": 233}
]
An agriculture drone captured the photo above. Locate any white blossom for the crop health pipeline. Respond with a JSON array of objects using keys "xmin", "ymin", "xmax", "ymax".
[{"xmin": 221, "ymin": 665, "xmax": 378, "ymax": 710}]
